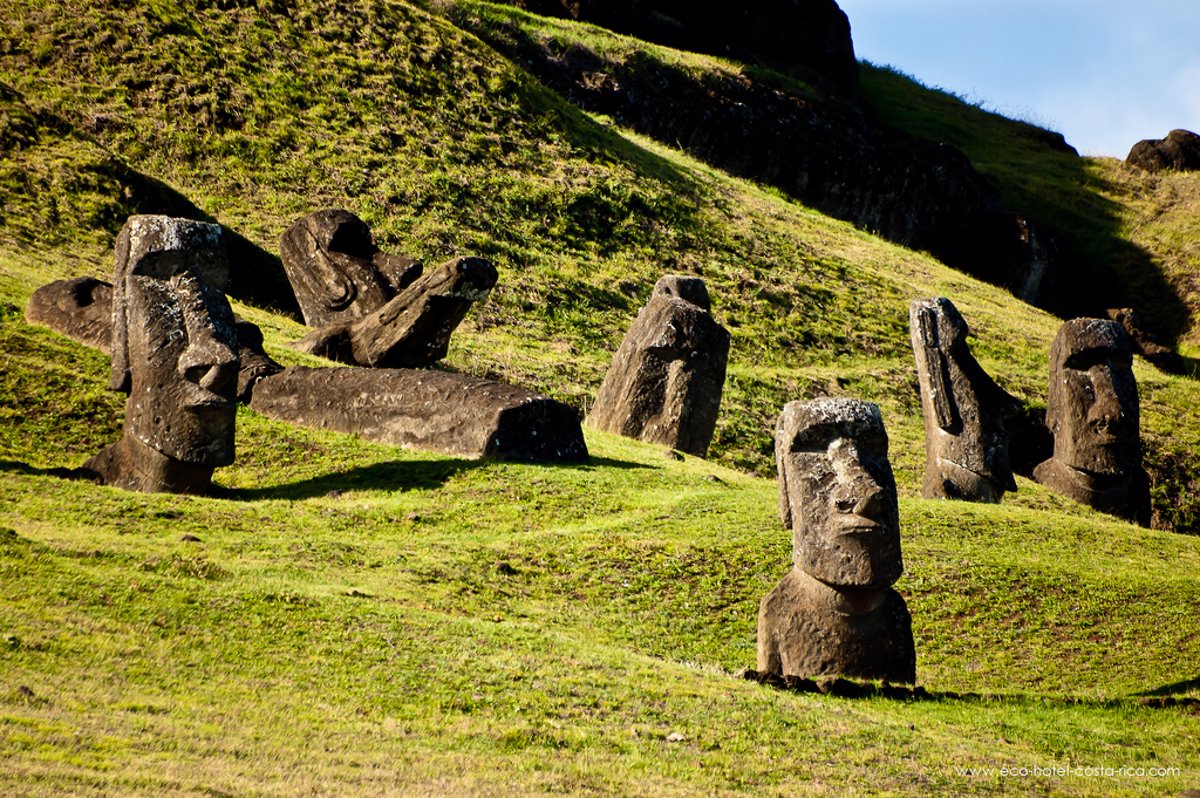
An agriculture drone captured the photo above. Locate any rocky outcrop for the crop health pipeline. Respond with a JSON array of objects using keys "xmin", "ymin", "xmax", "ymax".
[
  {"xmin": 455, "ymin": 20, "xmax": 1060, "ymax": 305},
  {"xmin": 1126, "ymin": 129, "xmax": 1200, "ymax": 173},
  {"xmin": 249, "ymin": 366, "xmax": 588, "ymax": 463},
  {"xmin": 494, "ymin": 0, "xmax": 859, "ymax": 100}
]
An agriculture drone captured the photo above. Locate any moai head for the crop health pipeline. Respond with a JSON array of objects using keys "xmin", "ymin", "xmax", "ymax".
[
  {"xmin": 776, "ymin": 398, "xmax": 902, "ymax": 589},
  {"xmin": 1046, "ymin": 318, "xmax": 1140, "ymax": 475},
  {"xmin": 110, "ymin": 215, "xmax": 239, "ymax": 469},
  {"xmin": 910, "ymin": 297, "xmax": 1016, "ymax": 501},
  {"xmin": 279, "ymin": 209, "xmax": 420, "ymax": 327},
  {"xmin": 652, "ymin": 274, "xmax": 711, "ymax": 311}
]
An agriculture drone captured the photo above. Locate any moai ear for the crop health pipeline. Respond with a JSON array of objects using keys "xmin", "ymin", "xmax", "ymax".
[{"xmin": 109, "ymin": 224, "xmax": 133, "ymax": 393}]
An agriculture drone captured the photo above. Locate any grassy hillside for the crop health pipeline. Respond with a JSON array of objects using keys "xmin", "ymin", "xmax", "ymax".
[{"xmin": 3, "ymin": 0, "xmax": 1200, "ymax": 795}]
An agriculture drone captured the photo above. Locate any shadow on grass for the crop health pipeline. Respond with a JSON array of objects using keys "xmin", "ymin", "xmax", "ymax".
[
  {"xmin": 220, "ymin": 453, "xmax": 650, "ymax": 501},
  {"xmin": 1136, "ymin": 676, "xmax": 1200, "ymax": 698},
  {"xmin": 0, "ymin": 459, "xmax": 96, "ymax": 482},
  {"xmin": 744, "ymin": 671, "xmax": 1200, "ymax": 710}
]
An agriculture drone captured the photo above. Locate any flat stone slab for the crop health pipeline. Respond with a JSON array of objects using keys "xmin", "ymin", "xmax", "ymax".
[{"xmin": 249, "ymin": 366, "xmax": 588, "ymax": 463}]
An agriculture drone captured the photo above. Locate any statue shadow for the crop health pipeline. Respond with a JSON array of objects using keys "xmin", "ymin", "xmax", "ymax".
[
  {"xmin": 0, "ymin": 459, "xmax": 97, "ymax": 482},
  {"xmin": 1135, "ymin": 676, "xmax": 1200, "ymax": 698}
]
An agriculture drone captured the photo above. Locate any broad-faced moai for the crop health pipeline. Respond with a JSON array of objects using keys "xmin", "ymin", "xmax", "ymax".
[
  {"xmin": 910, "ymin": 297, "xmax": 1018, "ymax": 502},
  {"xmin": 1033, "ymin": 318, "xmax": 1150, "ymax": 525},
  {"xmin": 280, "ymin": 209, "xmax": 497, "ymax": 368},
  {"xmin": 83, "ymin": 216, "xmax": 240, "ymax": 494},
  {"xmin": 586, "ymin": 275, "xmax": 730, "ymax": 457},
  {"xmin": 758, "ymin": 399, "xmax": 915, "ymax": 683}
]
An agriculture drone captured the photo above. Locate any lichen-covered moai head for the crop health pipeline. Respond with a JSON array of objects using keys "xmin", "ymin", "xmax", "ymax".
[
  {"xmin": 279, "ymin": 209, "xmax": 420, "ymax": 327},
  {"xmin": 1045, "ymin": 318, "xmax": 1140, "ymax": 476},
  {"xmin": 89, "ymin": 216, "xmax": 240, "ymax": 492},
  {"xmin": 776, "ymin": 398, "xmax": 902, "ymax": 589},
  {"xmin": 909, "ymin": 297, "xmax": 1017, "ymax": 502}
]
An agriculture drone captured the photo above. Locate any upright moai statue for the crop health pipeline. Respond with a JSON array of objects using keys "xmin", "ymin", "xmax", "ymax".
[
  {"xmin": 1033, "ymin": 318, "xmax": 1150, "ymax": 525},
  {"xmin": 84, "ymin": 216, "xmax": 240, "ymax": 494},
  {"xmin": 758, "ymin": 399, "xmax": 915, "ymax": 683},
  {"xmin": 909, "ymin": 297, "xmax": 1018, "ymax": 502},
  {"xmin": 586, "ymin": 275, "xmax": 730, "ymax": 457},
  {"xmin": 280, "ymin": 209, "xmax": 497, "ymax": 368}
]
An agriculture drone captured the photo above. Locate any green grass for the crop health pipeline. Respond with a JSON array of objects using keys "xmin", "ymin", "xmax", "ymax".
[{"xmin": 3, "ymin": 0, "xmax": 1200, "ymax": 794}]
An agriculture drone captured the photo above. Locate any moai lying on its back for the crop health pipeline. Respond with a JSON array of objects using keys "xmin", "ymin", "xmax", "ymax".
[
  {"xmin": 1033, "ymin": 318, "xmax": 1150, "ymax": 525},
  {"xmin": 909, "ymin": 297, "xmax": 1018, "ymax": 502},
  {"xmin": 586, "ymin": 275, "xmax": 730, "ymax": 457},
  {"xmin": 83, "ymin": 216, "xmax": 240, "ymax": 494},
  {"xmin": 280, "ymin": 209, "xmax": 497, "ymax": 368},
  {"xmin": 758, "ymin": 399, "xmax": 915, "ymax": 683}
]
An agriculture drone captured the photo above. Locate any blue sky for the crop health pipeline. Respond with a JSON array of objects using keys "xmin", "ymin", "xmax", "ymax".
[{"xmin": 837, "ymin": 0, "xmax": 1200, "ymax": 157}]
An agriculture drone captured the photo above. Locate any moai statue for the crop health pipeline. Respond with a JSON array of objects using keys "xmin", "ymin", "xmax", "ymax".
[
  {"xmin": 758, "ymin": 398, "xmax": 915, "ymax": 683},
  {"xmin": 586, "ymin": 274, "xmax": 730, "ymax": 457},
  {"xmin": 83, "ymin": 216, "xmax": 240, "ymax": 494},
  {"xmin": 1033, "ymin": 318, "xmax": 1150, "ymax": 525},
  {"xmin": 280, "ymin": 209, "xmax": 497, "ymax": 368},
  {"xmin": 909, "ymin": 297, "xmax": 1018, "ymax": 502},
  {"xmin": 279, "ymin": 208, "xmax": 422, "ymax": 328}
]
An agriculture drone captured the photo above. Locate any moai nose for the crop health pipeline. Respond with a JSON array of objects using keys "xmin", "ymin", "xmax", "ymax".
[{"xmin": 1087, "ymin": 367, "xmax": 1125, "ymax": 428}]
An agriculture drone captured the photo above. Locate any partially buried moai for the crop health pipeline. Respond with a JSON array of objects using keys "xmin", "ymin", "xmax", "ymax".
[
  {"xmin": 83, "ymin": 216, "xmax": 240, "ymax": 494},
  {"xmin": 909, "ymin": 297, "xmax": 1018, "ymax": 502},
  {"xmin": 758, "ymin": 398, "xmax": 915, "ymax": 683},
  {"xmin": 280, "ymin": 209, "xmax": 497, "ymax": 368},
  {"xmin": 1033, "ymin": 318, "xmax": 1149, "ymax": 525},
  {"xmin": 586, "ymin": 275, "xmax": 730, "ymax": 457}
]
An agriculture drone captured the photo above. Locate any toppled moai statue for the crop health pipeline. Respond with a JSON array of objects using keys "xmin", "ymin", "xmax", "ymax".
[
  {"xmin": 292, "ymin": 255, "xmax": 497, "ymax": 368},
  {"xmin": 1105, "ymin": 307, "xmax": 1184, "ymax": 374},
  {"xmin": 82, "ymin": 216, "xmax": 240, "ymax": 494},
  {"xmin": 910, "ymin": 297, "xmax": 1018, "ymax": 502},
  {"xmin": 758, "ymin": 398, "xmax": 915, "ymax": 684},
  {"xmin": 1033, "ymin": 318, "xmax": 1150, "ymax": 525},
  {"xmin": 24, "ymin": 276, "xmax": 281, "ymax": 403},
  {"xmin": 280, "ymin": 208, "xmax": 422, "ymax": 327},
  {"xmin": 25, "ymin": 276, "xmax": 115, "ymax": 352},
  {"xmin": 280, "ymin": 209, "xmax": 496, "ymax": 368},
  {"xmin": 586, "ymin": 275, "xmax": 730, "ymax": 457},
  {"xmin": 250, "ymin": 366, "xmax": 588, "ymax": 462}
]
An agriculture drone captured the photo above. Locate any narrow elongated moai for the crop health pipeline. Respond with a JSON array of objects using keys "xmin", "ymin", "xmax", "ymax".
[
  {"xmin": 909, "ymin": 297, "xmax": 1018, "ymax": 502},
  {"xmin": 83, "ymin": 216, "xmax": 240, "ymax": 494},
  {"xmin": 1033, "ymin": 318, "xmax": 1150, "ymax": 525},
  {"xmin": 586, "ymin": 275, "xmax": 730, "ymax": 457},
  {"xmin": 280, "ymin": 209, "xmax": 496, "ymax": 368},
  {"xmin": 758, "ymin": 399, "xmax": 915, "ymax": 683}
]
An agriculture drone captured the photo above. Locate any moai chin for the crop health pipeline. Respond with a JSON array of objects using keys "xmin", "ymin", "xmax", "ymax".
[
  {"xmin": 1033, "ymin": 318, "xmax": 1150, "ymax": 525},
  {"xmin": 83, "ymin": 216, "xmax": 240, "ymax": 494},
  {"xmin": 910, "ymin": 297, "xmax": 1018, "ymax": 502},
  {"xmin": 758, "ymin": 398, "xmax": 916, "ymax": 683},
  {"xmin": 585, "ymin": 274, "xmax": 730, "ymax": 458}
]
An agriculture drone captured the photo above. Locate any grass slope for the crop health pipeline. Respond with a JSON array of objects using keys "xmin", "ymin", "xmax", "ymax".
[{"xmin": 2, "ymin": 1, "xmax": 1200, "ymax": 795}]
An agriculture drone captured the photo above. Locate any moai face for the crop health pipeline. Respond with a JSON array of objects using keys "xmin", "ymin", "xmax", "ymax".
[
  {"xmin": 279, "ymin": 209, "xmax": 419, "ymax": 327},
  {"xmin": 1046, "ymin": 318, "xmax": 1139, "ymax": 476},
  {"xmin": 910, "ymin": 297, "xmax": 1016, "ymax": 500},
  {"xmin": 111, "ymin": 216, "xmax": 239, "ymax": 467},
  {"xmin": 776, "ymin": 399, "xmax": 902, "ymax": 589}
]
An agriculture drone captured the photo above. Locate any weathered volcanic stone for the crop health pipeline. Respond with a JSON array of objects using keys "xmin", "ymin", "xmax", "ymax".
[
  {"xmin": 586, "ymin": 275, "xmax": 730, "ymax": 457},
  {"xmin": 279, "ymin": 208, "xmax": 421, "ymax": 328},
  {"xmin": 249, "ymin": 366, "xmax": 588, "ymax": 463},
  {"xmin": 758, "ymin": 398, "xmax": 915, "ymax": 683},
  {"xmin": 910, "ymin": 297, "xmax": 1018, "ymax": 502},
  {"xmin": 1033, "ymin": 318, "xmax": 1150, "ymax": 525},
  {"xmin": 292, "ymin": 256, "xmax": 498, "ymax": 368},
  {"xmin": 1126, "ymin": 129, "xmax": 1200, "ymax": 173},
  {"xmin": 25, "ymin": 276, "xmax": 114, "ymax": 353},
  {"xmin": 23, "ymin": 276, "xmax": 281, "ymax": 403},
  {"xmin": 83, "ymin": 216, "xmax": 240, "ymax": 494},
  {"xmin": 1105, "ymin": 307, "xmax": 1183, "ymax": 373}
]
